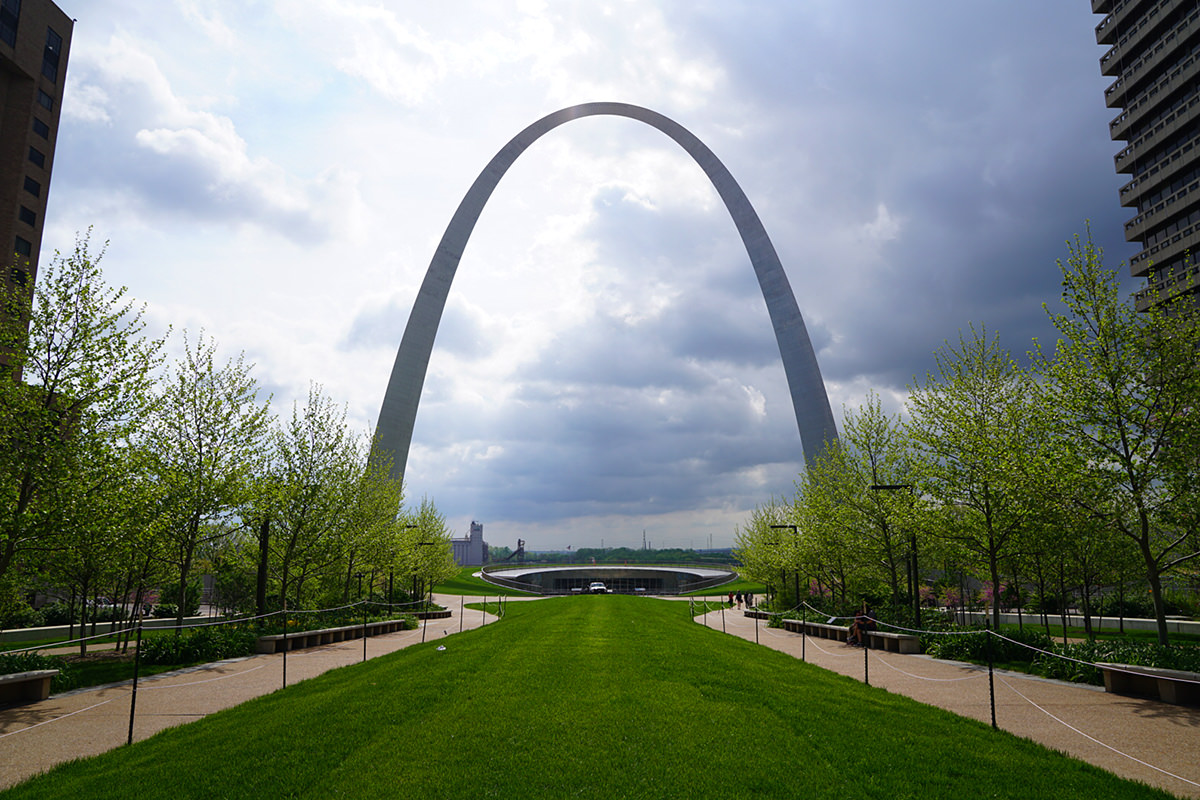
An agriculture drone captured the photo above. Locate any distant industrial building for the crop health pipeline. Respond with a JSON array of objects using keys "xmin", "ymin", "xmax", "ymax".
[
  {"xmin": 1092, "ymin": 0, "xmax": 1200, "ymax": 309},
  {"xmin": 1, "ymin": 0, "xmax": 72, "ymax": 297},
  {"xmin": 451, "ymin": 521, "xmax": 489, "ymax": 567}
]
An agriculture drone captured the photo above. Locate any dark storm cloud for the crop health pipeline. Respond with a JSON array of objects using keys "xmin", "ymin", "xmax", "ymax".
[{"xmin": 659, "ymin": 2, "xmax": 1137, "ymax": 392}]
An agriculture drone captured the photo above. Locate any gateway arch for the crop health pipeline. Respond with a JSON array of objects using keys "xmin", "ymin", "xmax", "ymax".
[{"xmin": 375, "ymin": 102, "xmax": 838, "ymax": 480}]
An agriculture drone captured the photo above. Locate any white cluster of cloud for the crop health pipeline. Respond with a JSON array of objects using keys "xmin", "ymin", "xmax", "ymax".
[{"xmin": 43, "ymin": 1, "xmax": 1133, "ymax": 550}]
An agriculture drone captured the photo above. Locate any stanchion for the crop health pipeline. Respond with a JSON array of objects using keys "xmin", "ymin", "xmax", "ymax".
[
  {"xmin": 863, "ymin": 636, "xmax": 869, "ymax": 686},
  {"xmin": 755, "ymin": 610, "xmax": 759, "ymax": 644},
  {"xmin": 482, "ymin": 596, "xmax": 487, "ymax": 626},
  {"xmin": 126, "ymin": 622, "xmax": 143, "ymax": 746},
  {"xmin": 363, "ymin": 603, "xmax": 369, "ymax": 661},
  {"xmin": 801, "ymin": 621, "xmax": 806, "ymax": 662},
  {"xmin": 704, "ymin": 597, "xmax": 709, "ymax": 628},
  {"xmin": 986, "ymin": 620, "xmax": 997, "ymax": 729},
  {"xmin": 460, "ymin": 595, "xmax": 464, "ymax": 633},
  {"xmin": 282, "ymin": 603, "xmax": 289, "ymax": 688},
  {"xmin": 721, "ymin": 602, "xmax": 726, "ymax": 634}
]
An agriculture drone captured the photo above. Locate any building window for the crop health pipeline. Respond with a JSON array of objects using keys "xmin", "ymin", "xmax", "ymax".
[
  {"xmin": 32, "ymin": 118, "xmax": 48, "ymax": 139},
  {"xmin": 42, "ymin": 27, "xmax": 61, "ymax": 83},
  {"xmin": 18, "ymin": 206, "xmax": 34, "ymax": 226},
  {"xmin": 27, "ymin": 146, "xmax": 44, "ymax": 168},
  {"xmin": 14, "ymin": 237, "xmax": 32, "ymax": 258},
  {"xmin": 10, "ymin": 267, "xmax": 28, "ymax": 286},
  {"xmin": 36, "ymin": 89, "xmax": 52, "ymax": 110},
  {"xmin": 23, "ymin": 176, "xmax": 39, "ymax": 197},
  {"xmin": 0, "ymin": 0, "xmax": 18, "ymax": 48}
]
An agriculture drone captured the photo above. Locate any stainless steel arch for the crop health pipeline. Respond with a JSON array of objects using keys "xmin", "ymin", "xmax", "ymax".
[{"xmin": 375, "ymin": 102, "xmax": 838, "ymax": 479}]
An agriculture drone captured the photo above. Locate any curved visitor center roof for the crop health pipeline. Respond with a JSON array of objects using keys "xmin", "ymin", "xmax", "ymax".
[{"xmin": 479, "ymin": 564, "xmax": 737, "ymax": 595}]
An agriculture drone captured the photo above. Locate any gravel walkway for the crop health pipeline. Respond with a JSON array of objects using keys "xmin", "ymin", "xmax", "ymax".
[
  {"xmin": 0, "ymin": 595, "xmax": 496, "ymax": 790},
  {"xmin": 2, "ymin": 597, "xmax": 1196, "ymax": 797},
  {"xmin": 698, "ymin": 606, "xmax": 1200, "ymax": 799}
]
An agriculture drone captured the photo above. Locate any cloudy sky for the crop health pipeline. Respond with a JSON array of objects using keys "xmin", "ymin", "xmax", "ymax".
[{"xmin": 43, "ymin": 1, "xmax": 1134, "ymax": 551}]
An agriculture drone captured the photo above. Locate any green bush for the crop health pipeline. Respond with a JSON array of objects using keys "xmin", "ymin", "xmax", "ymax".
[
  {"xmin": 0, "ymin": 651, "xmax": 74, "ymax": 692},
  {"xmin": 139, "ymin": 625, "xmax": 259, "ymax": 666},
  {"xmin": 922, "ymin": 626, "xmax": 1052, "ymax": 666},
  {"xmin": 38, "ymin": 602, "xmax": 74, "ymax": 626},
  {"xmin": 1, "ymin": 603, "xmax": 44, "ymax": 629}
]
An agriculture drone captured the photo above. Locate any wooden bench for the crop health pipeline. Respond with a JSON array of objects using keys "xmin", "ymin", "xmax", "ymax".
[
  {"xmin": 0, "ymin": 670, "xmax": 58, "ymax": 704},
  {"xmin": 866, "ymin": 630, "xmax": 922, "ymax": 654},
  {"xmin": 743, "ymin": 610, "xmax": 770, "ymax": 620},
  {"xmin": 1096, "ymin": 662, "xmax": 1200, "ymax": 706},
  {"xmin": 256, "ymin": 618, "xmax": 416, "ymax": 654},
  {"xmin": 780, "ymin": 619, "xmax": 850, "ymax": 642}
]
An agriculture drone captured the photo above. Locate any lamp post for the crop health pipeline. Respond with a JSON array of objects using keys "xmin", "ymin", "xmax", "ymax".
[
  {"xmin": 769, "ymin": 525, "xmax": 799, "ymax": 609},
  {"xmin": 392, "ymin": 524, "xmax": 419, "ymax": 605},
  {"xmin": 413, "ymin": 540, "xmax": 435, "ymax": 643},
  {"xmin": 869, "ymin": 483, "xmax": 919, "ymax": 625}
]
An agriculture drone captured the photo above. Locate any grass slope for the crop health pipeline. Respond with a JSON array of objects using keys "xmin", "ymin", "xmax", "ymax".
[{"xmin": 2, "ymin": 597, "xmax": 1175, "ymax": 800}]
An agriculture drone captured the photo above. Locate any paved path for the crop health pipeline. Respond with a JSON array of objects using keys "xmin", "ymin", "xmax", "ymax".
[
  {"xmin": 3, "ymin": 597, "xmax": 1197, "ymax": 797},
  {"xmin": 0, "ymin": 594, "xmax": 498, "ymax": 790},
  {"xmin": 697, "ymin": 606, "xmax": 1200, "ymax": 799}
]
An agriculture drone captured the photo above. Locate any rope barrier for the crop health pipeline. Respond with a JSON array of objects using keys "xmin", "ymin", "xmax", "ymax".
[
  {"xmin": 989, "ymin": 630, "xmax": 1200, "ymax": 685},
  {"xmin": 997, "ymin": 674, "xmax": 1200, "ymax": 790},
  {"xmin": 0, "ymin": 696, "xmax": 121, "ymax": 740},
  {"xmin": 872, "ymin": 653, "xmax": 986, "ymax": 683},
  {"xmin": 139, "ymin": 663, "xmax": 269, "ymax": 690},
  {"xmin": 2, "ymin": 625, "xmax": 138, "ymax": 655}
]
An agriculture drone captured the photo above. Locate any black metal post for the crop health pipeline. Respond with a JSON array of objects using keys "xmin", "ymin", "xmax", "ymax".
[
  {"xmin": 721, "ymin": 602, "xmax": 726, "ymax": 633},
  {"xmin": 363, "ymin": 602, "xmax": 368, "ymax": 662},
  {"xmin": 801, "ymin": 622, "xmax": 806, "ymax": 662},
  {"xmin": 863, "ymin": 634, "xmax": 869, "ymax": 686},
  {"xmin": 126, "ymin": 622, "xmax": 143, "ymax": 746},
  {"xmin": 282, "ymin": 603, "xmax": 289, "ymax": 688},
  {"xmin": 755, "ymin": 609, "xmax": 759, "ymax": 644},
  {"xmin": 460, "ymin": 594, "xmax": 464, "ymax": 633},
  {"xmin": 986, "ymin": 620, "xmax": 997, "ymax": 729}
]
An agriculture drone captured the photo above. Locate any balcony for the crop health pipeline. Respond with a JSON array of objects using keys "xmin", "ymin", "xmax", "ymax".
[
  {"xmin": 1124, "ymin": 176, "xmax": 1200, "ymax": 240},
  {"xmin": 1099, "ymin": 0, "xmax": 1186, "ymax": 81},
  {"xmin": 1113, "ymin": 93, "xmax": 1200, "ymax": 172},
  {"xmin": 1109, "ymin": 47, "xmax": 1200, "ymax": 139}
]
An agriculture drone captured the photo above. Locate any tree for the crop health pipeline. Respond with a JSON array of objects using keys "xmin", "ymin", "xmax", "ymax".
[
  {"xmin": 1035, "ymin": 232, "xmax": 1200, "ymax": 645},
  {"xmin": 733, "ymin": 497, "xmax": 796, "ymax": 606},
  {"xmin": 907, "ymin": 326, "xmax": 1051, "ymax": 627},
  {"xmin": 403, "ymin": 497, "xmax": 457, "ymax": 605},
  {"xmin": 0, "ymin": 232, "xmax": 164, "ymax": 587},
  {"xmin": 802, "ymin": 394, "xmax": 921, "ymax": 616},
  {"xmin": 148, "ymin": 333, "xmax": 271, "ymax": 627}
]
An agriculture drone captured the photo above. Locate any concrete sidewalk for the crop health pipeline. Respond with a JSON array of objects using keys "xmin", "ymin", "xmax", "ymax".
[
  {"xmin": 0, "ymin": 594, "xmax": 498, "ymax": 790},
  {"xmin": 698, "ymin": 606, "xmax": 1200, "ymax": 799}
]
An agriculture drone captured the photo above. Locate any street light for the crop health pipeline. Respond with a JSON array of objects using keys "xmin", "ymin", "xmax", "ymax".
[
  {"xmin": 770, "ymin": 525, "xmax": 800, "ymax": 608},
  {"xmin": 392, "ymin": 524, "xmax": 419, "ymax": 604},
  {"xmin": 869, "ymin": 483, "xmax": 919, "ymax": 624}
]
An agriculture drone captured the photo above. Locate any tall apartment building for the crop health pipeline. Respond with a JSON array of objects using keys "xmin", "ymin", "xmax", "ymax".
[
  {"xmin": 1093, "ymin": 0, "xmax": 1200, "ymax": 309},
  {"xmin": 0, "ymin": 0, "xmax": 72, "ymax": 295}
]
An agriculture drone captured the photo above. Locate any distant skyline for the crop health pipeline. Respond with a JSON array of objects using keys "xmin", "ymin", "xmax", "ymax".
[{"xmin": 45, "ymin": 2, "xmax": 1132, "ymax": 551}]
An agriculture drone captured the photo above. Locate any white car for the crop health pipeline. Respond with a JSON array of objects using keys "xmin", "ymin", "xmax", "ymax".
[{"xmin": 587, "ymin": 581, "xmax": 608, "ymax": 594}]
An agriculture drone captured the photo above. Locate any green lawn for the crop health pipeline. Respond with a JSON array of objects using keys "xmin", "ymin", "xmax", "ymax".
[
  {"xmin": 434, "ymin": 566, "xmax": 538, "ymax": 596},
  {"xmin": 2, "ymin": 596, "xmax": 1175, "ymax": 799}
]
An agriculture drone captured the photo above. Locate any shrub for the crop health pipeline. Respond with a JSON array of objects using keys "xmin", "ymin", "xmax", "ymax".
[
  {"xmin": 921, "ymin": 626, "xmax": 1051, "ymax": 665},
  {"xmin": 38, "ymin": 602, "xmax": 74, "ymax": 626},
  {"xmin": 1, "ymin": 604, "xmax": 44, "ymax": 629},
  {"xmin": 0, "ymin": 651, "xmax": 73, "ymax": 692},
  {"xmin": 139, "ymin": 625, "xmax": 259, "ymax": 666}
]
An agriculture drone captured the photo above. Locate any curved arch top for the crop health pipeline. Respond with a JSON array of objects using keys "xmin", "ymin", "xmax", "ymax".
[{"xmin": 374, "ymin": 102, "xmax": 838, "ymax": 480}]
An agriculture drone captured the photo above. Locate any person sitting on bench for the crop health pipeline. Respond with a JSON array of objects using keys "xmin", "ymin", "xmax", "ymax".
[{"xmin": 848, "ymin": 603, "xmax": 875, "ymax": 646}]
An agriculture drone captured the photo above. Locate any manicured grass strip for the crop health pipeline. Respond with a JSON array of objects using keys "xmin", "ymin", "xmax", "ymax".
[
  {"xmin": 2, "ymin": 596, "xmax": 1176, "ymax": 800},
  {"xmin": 434, "ymin": 565, "xmax": 538, "ymax": 596}
]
